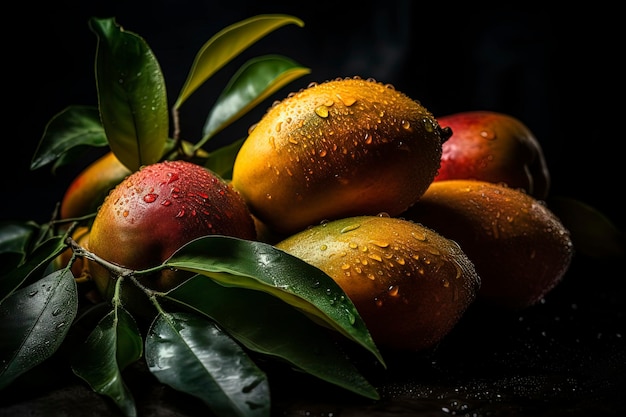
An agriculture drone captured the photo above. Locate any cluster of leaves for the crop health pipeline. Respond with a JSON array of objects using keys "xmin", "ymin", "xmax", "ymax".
[{"xmin": 0, "ymin": 15, "xmax": 385, "ymax": 417}]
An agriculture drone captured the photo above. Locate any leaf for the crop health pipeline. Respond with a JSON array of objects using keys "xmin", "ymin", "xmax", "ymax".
[
  {"xmin": 163, "ymin": 236, "xmax": 384, "ymax": 366},
  {"xmin": 146, "ymin": 311, "xmax": 270, "ymax": 417},
  {"xmin": 548, "ymin": 195, "xmax": 626, "ymax": 260},
  {"xmin": 0, "ymin": 221, "xmax": 39, "ymax": 255},
  {"xmin": 204, "ymin": 138, "xmax": 245, "ymax": 180},
  {"xmin": 71, "ymin": 297, "xmax": 142, "ymax": 417},
  {"xmin": 30, "ymin": 105, "xmax": 106, "ymax": 171},
  {"xmin": 89, "ymin": 17, "xmax": 169, "ymax": 172},
  {"xmin": 0, "ymin": 235, "xmax": 67, "ymax": 304},
  {"xmin": 0, "ymin": 269, "xmax": 78, "ymax": 390},
  {"xmin": 175, "ymin": 14, "xmax": 304, "ymax": 109},
  {"xmin": 198, "ymin": 54, "xmax": 310, "ymax": 147},
  {"xmin": 0, "ymin": 221, "xmax": 40, "ymax": 276},
  {"xmin": 165, "ymin": 275, "xmax": 380, "ymax": 399}
]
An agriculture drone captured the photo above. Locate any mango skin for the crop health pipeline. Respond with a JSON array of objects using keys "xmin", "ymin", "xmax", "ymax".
[
  {"xmin": 403, "ymin": 180, "xmax": 574, "ymax": 310},
  {"xmin": 60, "ymin": 151, "xmax": 132, "ymax": 220},
  {"xmin": 434, "ymin": 111, "xmax": 551, "ymax": 200},
  {"xmin": 276, "ymin": 215, "xmax": 481, "ymax": 352},
  {"xmin": 232, "ymin": 77, "xmax": 450, "ymax": 236},
  {"xmin": 88, "ymin": 160, "xmax": 257, "ymax": 303}
]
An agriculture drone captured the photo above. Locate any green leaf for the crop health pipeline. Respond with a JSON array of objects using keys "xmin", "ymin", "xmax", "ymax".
[
  {"xmin": 71, "ymin": 297, "xmax": 142, "ymax": 417},
  {"xmin": 204, "ymin": 138, "xmax": 245, "ymax": 180},
  {"xmin": 0, "ymin": 221, "xmax": 40, "ymax": 276},
  {"xmin": 89, "ymin": 17, "xmax": 169, "ymax": 172},
  {"xmin": 30, "ymin": 105, "xmax": 106, "ymax": 171},
  {"xmin": 0, "ymin": 236, "xmax": 67, "ymax": 304},
  {"xmin": 175, "ymin": 14, "xmax": 304, "ymax": 109},
  {"xmin": 165, "ymin": 275, "xmax": 380, "ymax": 399},
  {"xmin": 163, "ymin": 236, "xmax": 384, "ymax": 366},
  {"xmin": 146, "ymin": 311, "xmax": 270, "ymax": 417},
  {"xmin": 548, "ymin": 195, "xmax": 626, "ymax": 260},
  {"xmin": 0, "ymin": 221, "xmax": 39, "ymax": 255},
  {"xmin": 198, "ymin": 54, "xmax": 310, "ymax": 147},
  {"xmin": 0, "ymin": 269, "xmax": 78, "ymax": 390}
]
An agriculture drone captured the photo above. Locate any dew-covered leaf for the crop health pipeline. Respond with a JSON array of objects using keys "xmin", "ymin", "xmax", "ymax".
[
  {"xmin": 163, "ymin": 236, "xmax": 384, "ymax": 366},
  {"xmin": 0, "ymin": 269, "xmax": 78, "ymax": 390},
  {"xmin": 175, "ymin": 14, "xmax": 304, "ymax": 109},
  {"xmin": 146, "ymin": 311, "xmax": 270, "ymax": 417},
  {"xmin": 30, "ymin": 105, "xmax": 106, "ymax": 171},
  {"xmin": 71, "ymin": 296, "xmax": 142, "ymax": 417},
  {"xmin": 199, "ymin": 54, "xmax": 310, "ymax": 146},
  {"xmin": 89, "ymin": 17, "xmax": 169, "ymax": 172},
  {"xmin": 165, "ymin": 275, "xmax": 380, "ymax": 399}
]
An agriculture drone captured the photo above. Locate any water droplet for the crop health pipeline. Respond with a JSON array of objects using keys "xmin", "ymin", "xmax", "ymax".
[
  {"xmin": 340, "ymin": 224, "xmax": 361, "ymax": 233},
  {"xmin": 345, "ymin": 309, "xmax": 356, "ymax": 325},
  {"xmin": 368, "ymin": 253, "xmax": 383, "ymax": 262},
  {"xmin": 480, "ymin": 129, "xmax": 496, "ymax": 140},
  {"xmin": 52, "ymin": 308, "xmax": 62, "ymax": 316},
  {"xmin": 166, "ymin": 172, "xmax": 179, "ymax": 184},
  {"xmin": 370, "ymin": 240, "xmax": 389, "ymax": 248},
  {"xmin": 315, "ymin": 105, "xmax": 330, "ymax": 118},
  {"xmin": 144, "ymin": 193, "xmax": 158, "ymax": 203},
  {"xmin": 123, "ymin": 210, "xmax": 129, "ymax": 218},
  {"xmin": 28, "ymin": 290, "xmax": 38, "ymax": 297},
  {"xmin": 401, "ymin": 120, "xmax": 411, "ymax": 130},
  {"xmin": 161, "ymin": 199, "xmax": 171, "ymax": 206},
  {"xmin": 423, "ymin": 118, "xmax": 434, "ymax": 132},
  {"xmin": 337, "ymin": 94, "xmax": 356, "ymax": 106},
  {"xmin": 388, "ymin": 285, "xmax": 400, "ymax": 297}
]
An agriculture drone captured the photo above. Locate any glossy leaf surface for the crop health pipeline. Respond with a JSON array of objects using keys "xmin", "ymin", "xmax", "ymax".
[
  {"xmin": 164, "ymin": 236, "xmax": 384, "ymax": 366},
  {"xmin": 89, "ymin": 17, "xmax": 169, "ymax": 172},
  {"xmin": 71, "ymin": 299, "xmax": 142, "ymax": 417},
  {"xmin": 0, "ymin": 269, "xmax": 77, "ymax": 390},
  {"xmin": 166, "ymin": 275, "xmax": 380, "ymax": 399},
  {"xmin": 0, "ymin": 221, "xmax": 38, "ymax": 255},
  {"xmin": 0, "ymin": 235, "xmax": 66, "ymax": 304},
  {"xmin": 175, "ymin": 14, "xmax": 304, "ymax": 108},
  {"xmin": 0, "ymin": 221, "xmax": 39, "ymax": 277},
  {"xmin": 146, "ymin": 311, "xmax": 270, "ymax": 417},
  {"xmin": 30, "ymin": 106, "xmax": 105, "ymax": 171},
  {"xmin": 199, "ymin": 54, "xmax": 310, "ymax": 147}
]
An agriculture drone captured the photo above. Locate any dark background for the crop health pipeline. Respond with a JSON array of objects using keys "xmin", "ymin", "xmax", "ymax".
[{"xmin": 2, "ymin": 1, "xmax": 623, "ymax": 232}]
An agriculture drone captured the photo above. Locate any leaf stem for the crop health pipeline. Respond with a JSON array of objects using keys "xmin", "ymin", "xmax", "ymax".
[{"xmin": 68, "ymin": 236, "xmax": 135, "ymax": 279}]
